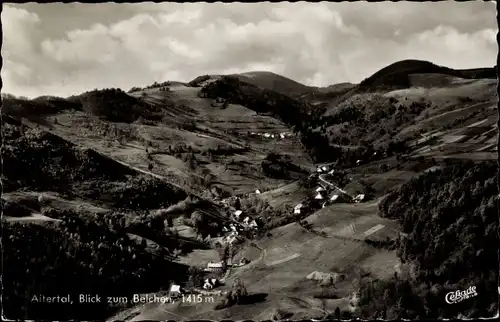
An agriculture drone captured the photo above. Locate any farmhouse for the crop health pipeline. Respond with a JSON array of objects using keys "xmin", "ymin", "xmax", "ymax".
[
  {"xmin": 353, "ymin": 194, "xmax": 365, "ymax": 203},
  {"xmin": 206, "ymin": 261, "xmax": 224, "ymax": 272},
  {"xmin": 234, "ymin": 210, "xmax": 243, "ymax": 220},
  {"xmin": 314, "ymin": 192, "xmax": 324, "ymax": 200},
  {"xmin": 255, "ymin": 189, "xmax": 261, "ymax": 194},
  {"xmin": 169, "ymin": 284, "xmax": 182, "ymax": 298},
  {"xmin": 203, "ymin": 278, "xmax": 219, "ymax": 290},
  {"xmin": 294, "ymin": 203, "xmax": 303, "ymax": 214},
  {"xmin": 316, "ymin": 186, "xmax": 325, "ymax": 192}
]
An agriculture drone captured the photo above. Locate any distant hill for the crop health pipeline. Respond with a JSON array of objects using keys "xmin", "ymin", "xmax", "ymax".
[
  {"xmin": 232, "ymin": 71, "xmax": 315, "ymax": 98},
  {"xmin": 359, "ymin": 59, "xmax": 496, "ymax": 90}
]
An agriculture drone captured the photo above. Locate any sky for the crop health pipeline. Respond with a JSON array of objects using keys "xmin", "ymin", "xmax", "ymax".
[{"xmin": 2, "ymin": 1, "xmax": 498, "ymax": 98}]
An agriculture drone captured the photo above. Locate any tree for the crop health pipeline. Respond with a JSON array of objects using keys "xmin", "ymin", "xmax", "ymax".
[
  {"xmin": 229, "ymin": 278, "xmax": 248, "ymax": 304},
  {"xmin": 334, "ymin": 307, "xmax": 341, "ymax": 320},
  {"xmin": 234, "ymin": 198, "xmax": 241, "ymax": 210}
]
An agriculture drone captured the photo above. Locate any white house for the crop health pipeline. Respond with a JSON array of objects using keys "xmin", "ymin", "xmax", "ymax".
[
  {"xmin": 206, "ymin": 262, "xmax": 224, "ymax": 272},
  {"xmin": 250, "ymin": 220, "xmax": 258, "ymax": 229},
  {"xmin": 330, "ymin": 194, "xmax": 339, "ymax": 202},
  {"xmin": 255, "ymin": 189, "xmax": 261, "ymax": 194},
  {"xmin": 243, "ymin": 217, "xmax": 250, "ymax": 224},
  {"xmin": 356, "ymin": 160, "xmax": 362, "ymax": 165},
  {"xmin": 264, "ymin": 133, "xmax": 271, "ymax": 138},
  {"xmin": 203, "ymin": 281, "xmax": 213, "ymax": 289},
  {"xmin": 234, "ymin": 210, "xmax": 243, "ymax": 220},
  {"xmin": 294, "ymin": 203, "xmax": 303, "ymax": 214},
  {"xmin": 315, "ymin": 192, "xmax": 324, "ymax": 200},
  {"xmin": 353, "ymin": 194, "xmax": 365, "ymax": 203},
  {"xmin": 280, "ymin": 133, "xmax": 285, "ymax": 139},
  {"xmin": 316, "ymin": 187, "xmax": 325, "ymax": 192},
  {"xmin": 317, "ymin": 167, "xmax": 323, "ymax": 173},
  {"xmin": 328, "ymin": 169, "xmax": 335, "ymax": 175},
  {"xmin": 169, "ymin": 284, "xmax": 182, "ymax": 297},
  {"xmin": 271, "ymin": 134, "xmax": 275, "ymax": 138},
  {"xmin": 321, "ymin": 166, "xmax": 328, "ymax": 171}
]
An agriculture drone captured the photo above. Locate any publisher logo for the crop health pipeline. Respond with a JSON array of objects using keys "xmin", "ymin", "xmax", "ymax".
[{"xmin": 445, "ymin": 286, "xmax": 478, "ymax": 304}]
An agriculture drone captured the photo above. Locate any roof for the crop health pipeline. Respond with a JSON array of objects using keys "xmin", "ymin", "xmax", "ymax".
[
  {"xmin": 255, "ymin": 189, "xmax": 261, "ymax": 194},
  {"xmin": 170, "ymin": 284, "xmax": 181, "ymax": 293},
  {"xmin": 330, "ymin": 195, "xmax": 339, "ymax": 201},
  {"xmin": 315, "ymin": 193, "xmax": 324, "ymax": 200},
  {"xmin": 234, "ymin": 210, "xmax": 243, "ymax": 216},
  {"xmin": 208, "ymin": 262, "xmax": 223, "ymax": 268},
  {"xmin": 294, "ymin": 203, "xmax": 303, "ymax": 209},
  {"xmin": 316, "ymin": 187, "xmax": 325, "ymax": 192}
]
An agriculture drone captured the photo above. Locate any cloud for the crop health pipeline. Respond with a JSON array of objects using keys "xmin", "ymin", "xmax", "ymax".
[{"xmin": 2, "ymin": 2, "xmax": 497, "ymax": 98}]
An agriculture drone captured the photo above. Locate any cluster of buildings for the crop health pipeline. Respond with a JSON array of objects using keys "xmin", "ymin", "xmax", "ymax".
[{"xmin": 249, "ymin": 132, "xmax": 293, "ymax": 139}]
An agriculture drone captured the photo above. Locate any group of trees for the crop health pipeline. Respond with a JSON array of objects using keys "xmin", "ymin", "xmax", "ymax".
[
  {"xmin": 2, "ymin": 93, "xmax": 82, "ymax": 120},
  {"xmin": 4, "ymin": 212, "xmax": 188, "ymax": 320},
  {"xmin": 261, "ymin": 152, "xmax": 308, "ymax": 179},
  {"xmin": 2, "ymin": 120, "xmax": 138, "ymax": 194},
  {"xmin": 214, "ymin": 278, "xmax": 249, "ymax": 310},
  {"xmin": 79, "ymin": 88, "xmax": 147, "ymax": 123},
  {"xmin": 129, "ymin": 81, "xmax": 172, "ymax": 93},
  {"xmin": 358, "ymin": 160, "xmax": 498, "ymax": 319}
]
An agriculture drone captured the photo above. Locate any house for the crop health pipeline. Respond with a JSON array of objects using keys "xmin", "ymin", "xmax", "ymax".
[
  {"xmin": 315, "ymin": 192, "xmax": 324, "ymax": 200},
  {"xmin": 222, "ymin": 226, "xmax": 229, "ymax": 232},
  {"xmin": 294, "ymin": 203, "xmax": 303, "ymax": 214},
  {"xmin": 243, "ymin": 217, "xmax": 250, "ymax": 224},
  {"xmin": 317, "ymin": 167, "xmax": 323, "ymax": 173},
  {"xmin": 328, "ymin": 169, "xmax": 335, "ymax": 175},
  {"xmin": 353, "ymin": 194, "xmax": 365, "ymax": 203},
  {"xmin": 316, "ymin": 187, "xmax": 325, "ymax": 192},
  {"xmin": 271, "ymin": 134, "xmax": 275, "ymax": 138},
  {"xmin": 356, "ymin": 160, "xmax": 362, "ymax": 165},
  {"xmin": 249, "ymin": 220, "xmax": 258, "ymax": 228},
  {"xmin": 234, "ymin": 210, "xmax": 243, "ymax": 220},
  {"xmin": 255, "ymin": 189, "xmax": 261, "ymax": 194},
  {"xmin": 203, "ymin": 278, "xmax": 219, "ymax": 290},
  {"xmin": 264, "ymin": 133, "xmax": 271, "ymax": 138},
  {"xmin": 230, "ymin": 224, "xmax": 237, "ymax": 232},
  {"xmin": 321, "ymin": 166, "xmax": 328, "ymax": 171},
  {"xmin": 206, "ymin": 261, "xmax": 224, "ymax": 272},
  {"xmin": 330, "ymin": 194, "xmax": 339, "ymax": 202},
  {"xmin": 169, "ymin": 284, "xmax": 182, "ymax": 298},
  {"xmin": 280, "ymin": 133, "xmax": 285, "ymax": 139},
  {"xmin": 203, "ymin": 281, "xmax": 213, "ymax": 289}
]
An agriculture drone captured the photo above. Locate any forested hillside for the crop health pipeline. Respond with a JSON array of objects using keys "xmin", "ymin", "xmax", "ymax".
[{"xmin": 358, "ymin": 160, "xmax": 498, "ymax": 319}]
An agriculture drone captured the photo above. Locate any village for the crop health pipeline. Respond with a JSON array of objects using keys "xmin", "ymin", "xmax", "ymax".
[{"xmin": 163, "ymin": 163, "xmax": 370, "ymax": 301}]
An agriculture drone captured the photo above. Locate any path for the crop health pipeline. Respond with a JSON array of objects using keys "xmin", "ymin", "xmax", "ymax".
[{"xmin": 318, "ymin": 174, "xmax": 353, "ymax": 199}]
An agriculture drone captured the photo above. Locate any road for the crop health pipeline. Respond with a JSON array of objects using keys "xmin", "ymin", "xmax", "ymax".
[{"xmin": 318, "ymin": 174, "xmax": 354, "ymax": 199}]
